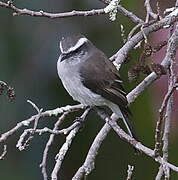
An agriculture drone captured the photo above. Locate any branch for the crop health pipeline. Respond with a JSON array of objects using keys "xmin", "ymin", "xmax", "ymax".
[
  {"xmin": 161, "ymin": 64, "xmax": 175, "ymax": 179},
  {"xmin": 0, "ymin": 104, "xmax": 85, "ymax": 144},
  {"xmin": 99, "ymin": 0, "xmax": 144, "ymax": 24},
  {"xmin": 16, "ymin": 100, "xmax": 43, "ymax": 151},
  {"xmin": 127, "ymin": 21, "xmax": 178, "ymax": 104},
  {"xmin": 1, "ymin": 1, "xmax": 178, "ymax": 179},
  {"xmin": 18, "ymin": 121, "xmax": 82, "ymax": 137},
  {"xmin": 51, "ymin": 108, "xmax": 91, "ymax": 180},
  {"xmin": 161, "ymin": 97, "xmax": 172, "ymax": 179},
  {"xmin": 155, "ymin": 23, "xmax": 178, "ymax": 179},
  {"xmin": 154, "ymin": 23, "xmax": 178, "ymax": 157},
  {"xmin": 126, "ymin": 165, "xmax": 134, "ymax": 180},
  {"xmin": 16, "ymin": 121, "xmax": 82, "ymax": 151},
  {"xmin": 72, "ymin": 101, "xmax": 178, "ymax": 180},
  {"xmin": 127, "ymin": 23, "xmax": 143, "ymax": 40},
  {"xmin": 0, "ymin": 145, "xmax": 7, "ymax": 160},
  {"xmin": 71, "ymin": 109, "xmax": 118, "ymax": 180},
  {"xmin": 95, "ymin": 109, "xmax": 178, "ymax": 173},
  {"xmin": 109, "ymin": 118, "xmax": 178, "ymax": 172},
  {"xmin": 154, "ymin": 83, "xmax": 177, "ymax": 155},
  {"xmin": 72, "ymin": 122, "xmax": 112, "ymax": 180},
  {"xmin": 111, "ymin": 9, "xmax": 178, "ymax": 64},
  {"xmin": 67, "ymin": 25, "xmax": 178, "ymax": 178},
  {"xmin": 0, "ymin": 0, "xmax": 144, "ymax": 24},
  {"xmin": 40, "ymin": 112, "xmax": 70, "ymax": 180},
  {"xmin": 144, "ymin": 0, "xmax": 158, "ymax": 22},
  {"xmin": 0, "ymin": 1, "xmax": 105, "ymax": 18}
]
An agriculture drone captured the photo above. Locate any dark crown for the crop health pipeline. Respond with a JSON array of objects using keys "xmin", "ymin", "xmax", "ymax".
[{"xmin": 60, "ymin": 34, "xmax": 88, "ymax": 54}]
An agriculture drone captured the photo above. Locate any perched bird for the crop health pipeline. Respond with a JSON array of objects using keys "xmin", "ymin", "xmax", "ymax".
[{"xmin": 57, "ymin": 34, "xmax": 134, "ymax": 137}]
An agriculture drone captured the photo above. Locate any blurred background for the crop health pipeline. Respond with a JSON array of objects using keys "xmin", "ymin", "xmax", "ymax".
[{"xmin": 0, "ymin": 0, "xmax": 178, "ymax": 179}]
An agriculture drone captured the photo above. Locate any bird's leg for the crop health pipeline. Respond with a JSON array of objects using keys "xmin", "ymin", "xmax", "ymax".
[
  {"xmin": 73, "ymin": 106, "xmax": 92, "ymax": 129},
  {"xmin": 93, "ymin": 106, "xmax": 111, "ymax": 120}
]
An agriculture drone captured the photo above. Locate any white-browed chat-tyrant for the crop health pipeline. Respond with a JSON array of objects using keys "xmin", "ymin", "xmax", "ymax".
[{"xmin": 57, "ymin": 34, "xmax": 135, "ymax": 137}]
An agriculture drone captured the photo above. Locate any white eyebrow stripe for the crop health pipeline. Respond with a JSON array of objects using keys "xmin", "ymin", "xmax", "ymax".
[
  {"xmin": 60, "ymin": 37, "xmax": 88, "ymax": 54},
  {"xmin": 60, "ymin": 41, "xmax": 64, "ymax": 53}
]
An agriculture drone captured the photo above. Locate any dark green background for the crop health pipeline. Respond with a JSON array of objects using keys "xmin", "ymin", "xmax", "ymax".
[{"xmin": 0, "ymin": 0, "xmax": 178, "ymax": 179}]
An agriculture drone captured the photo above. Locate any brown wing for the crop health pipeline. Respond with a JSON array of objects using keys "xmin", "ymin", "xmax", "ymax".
[{"xmin": 79, "ymin": 49, "xmax": 131, "ymax": 116}]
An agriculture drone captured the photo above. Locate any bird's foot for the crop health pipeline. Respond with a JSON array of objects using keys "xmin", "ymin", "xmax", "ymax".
[{"xmin": 74, "ymin": 117, "xmax": 85, "ymax": 130}]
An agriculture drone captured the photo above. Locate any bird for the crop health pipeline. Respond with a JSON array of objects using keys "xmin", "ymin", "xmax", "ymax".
[{"xmin": 57, "ymin": 34, "xmax": 135, "ymax": 138}]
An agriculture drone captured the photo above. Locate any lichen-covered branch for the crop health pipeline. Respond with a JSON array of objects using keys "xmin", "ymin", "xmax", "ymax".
[
  {"xmin": 0, "ymin": 1, "xmax": 105, "ymax": 18},
  {"xmin": 99, "ymin": 0, "xmax": 144, "ymax": 24},
  {"xmin": 111, "ymin": 9, "xmax": 178, "ymax": 64}
]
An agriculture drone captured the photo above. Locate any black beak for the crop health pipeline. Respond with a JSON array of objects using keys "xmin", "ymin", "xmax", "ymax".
[{"xmin": 59, "ymin": 53, "xmax": 67, "ymax": 62}]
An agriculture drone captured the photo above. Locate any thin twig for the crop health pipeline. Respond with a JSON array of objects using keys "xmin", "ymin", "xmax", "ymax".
[
  {"xmin": 154, "ymin": 83, "xmax": 178, "ymax": 156},
  {"xmin": 155, "ymin": 26, "xmax": 177, "ymax": 179},
  {"xmin": 19, "ymin": 121, "xmax": 82, "ymax": 137},
  {"xmin": 0, "ymin": 145, "xmax": 7, "ymax": 160},
  {"xmin": 40, "ymin": 112, "xmax": 71, "ymax": 180},
  {"xmin": 155, "ymin": 91, "xmax": 173, "ymax": 180},
  {"xmin": 111, "ymin": 11, "xmax": 178, "ymax": 64},
  {"xmin": 51, "ymin": 108, "xmax": 91, "ymax": 180},
  {"xmin": 15, "ymin": 100, "xmax": 44, "ymax": 151},
  {"xmin": 161, "ymin": 58, "xmax": 176, "ymax": 179},
  {"xmin": 16, "ymin": 105, "xmax": 85, "ymax": 151},
  {"xmin": 127, "ymin": 23, "xmax": 143, "ymax": 40},
  {"xmin": 162, "ymin": 97, "xmax": 172, "ymax": 179},
  {"xmin": 154, "ymin": 23, "xmax": 178, "ymax": 157},
  {"xmin": 27, "ymin": 100, "xmax": 43, "ymax": 130},
  {"xmin": 126, "ymin": 165, "xmax": 134, "ymax": 180},
  {"xmin": 0, "ymin": 104, "xmax": 85, "ymax": 144},
  {"xmin": 127, "ymin": 22, "xmax": 178, "ymax": 105},
  {"xmin": 0, "ymin": 1, "xmax": 105, "ymax": 18},
  {"xmin": 0, "ymin": 0, "xmax": 144, "ymax": 24},
  {"xmin": 16, "ymin": 103, "xmax": 43, "ymax": 151},
  {"xmin": 144, "ymin": 0, "xmax": 158, "ymax": 22}
]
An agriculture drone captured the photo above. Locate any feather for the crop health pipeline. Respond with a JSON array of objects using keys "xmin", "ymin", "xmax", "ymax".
[{"xmin": 80, "ymin": 47, "xmax": 134, "ymax": 137}]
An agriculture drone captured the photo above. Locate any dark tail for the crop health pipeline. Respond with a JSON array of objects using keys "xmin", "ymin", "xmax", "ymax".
[
  {"xmin": 121, "ymin": 112, "xmax": 137, "ymax": 139},
  {"xmin": 122, "ymin": 112, "xmax": 140, "ymax": 154}
]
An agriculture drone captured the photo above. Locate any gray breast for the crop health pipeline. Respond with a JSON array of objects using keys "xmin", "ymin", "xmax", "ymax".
[{"xmin": 57, "ymin": 58, "xmax": 106, "ymax": 106}]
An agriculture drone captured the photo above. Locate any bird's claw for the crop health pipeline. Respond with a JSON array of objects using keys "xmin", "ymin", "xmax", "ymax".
[{"xmin": 74, "ymin": 117, "xmax": 85, "ymax": 130}]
